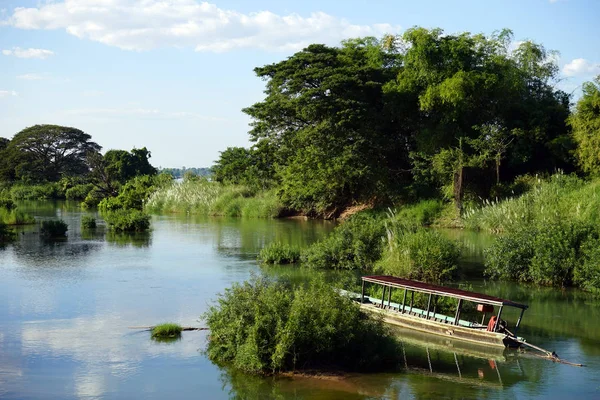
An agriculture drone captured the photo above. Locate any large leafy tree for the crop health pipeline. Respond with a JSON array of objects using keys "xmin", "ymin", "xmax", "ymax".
[
  {"xmin": 387, "ymin": 28, "xmax": 573, "ymax": 211},
  {"xmin": 244, "ymin": 38, "xmax": 407, "ymax": 216},
  {"xmin": 570, "ymin": 76, "xmax": 600, "ymax": 175},
  {"xmin": 4, "ymin": 125, "xmax": 101, "ymax": 182}
]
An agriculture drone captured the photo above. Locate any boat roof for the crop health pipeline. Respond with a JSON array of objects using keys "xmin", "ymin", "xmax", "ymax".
[{"xmin": 362, "ymin": 275, "xmax": 528, "ymax": 309}]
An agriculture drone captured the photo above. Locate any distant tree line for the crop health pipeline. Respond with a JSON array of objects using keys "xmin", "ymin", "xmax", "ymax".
[
  {"xmin": 160, "ymin": 167, "xmax": 212, "ymax": 179},
  {"xmin": 212, "ymin": 27, "xmax": 599, "ymax": 218}
]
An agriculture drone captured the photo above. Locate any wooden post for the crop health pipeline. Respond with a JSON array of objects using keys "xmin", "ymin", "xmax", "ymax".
[
  {"xmin": 381, "ymin": 286, "xmax": 386, "ymax": 309},
  {"xmin": 401, "ymin": 289, "xmax": 407, "ymax": 314},
  {"xmin": 387, "ymin": 286, "xmax": 392, "ymax": 309},
  {"xmin": 409, "ymin": 291, "xmax": 414, "ymax": 314},
  {"xmin": 493, "ymin": 305, "xmax": 504, "ymax": 332},
  {"xmin": 514, "ymin": 308, "xmax": 525, "ymax": 335},
  {"xmin": 454, "ymin": 299, "xmax": 462, "ymax": 326},
  {"xmin": 360, "ymin": 280, "xmax": 365, "ymax": 304},
  {"xmin": 426, "ymin": 293, "xmax": 432, "ymax": 320}
]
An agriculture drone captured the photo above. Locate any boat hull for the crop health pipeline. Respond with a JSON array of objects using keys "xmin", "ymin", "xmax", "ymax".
[{"xmin": 361, "ymin": 302, "xmax": 520, "ymax": 348}]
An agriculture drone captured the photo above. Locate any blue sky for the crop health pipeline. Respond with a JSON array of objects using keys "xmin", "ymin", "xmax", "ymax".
[{"xmin": 1, "ymin": 0, "xmax": 599, "ymax": 168}]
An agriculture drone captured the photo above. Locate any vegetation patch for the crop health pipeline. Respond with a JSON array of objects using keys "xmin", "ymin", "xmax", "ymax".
[
  {"xmin": 376, "ymin": 226, "xmax": 461, "ymax": 283},
  {"xmin": 301, "ymin": 213, "xmax": 386, "ymax": 270},
  {"xmin": 204, "ymin": 276, "xmax": 401, "ymax": 374},
  {"xmin": 40, "ymin": 219, "xmax": 68, "ymax": 237},
  {"xmin": 151, "ymin": 323, "xmax": 183, "ymax": 339},
  {"xmin": 0, "ymin": 207, "xmax": 35, "ymax": 225},
  {"xmin": 0, "ymin": 222, "xmax": 16, "ymax": 243},
  {"xmin": 103, "ymin": 209, "xmax": 150, "ymax": 232},
  {"xmin": 81, "ymin": 216, "xmax": 97, "ymax": 229},
  {"xmin": 259, "ymin": 242, "xmax": 301, "ymax": 264}
]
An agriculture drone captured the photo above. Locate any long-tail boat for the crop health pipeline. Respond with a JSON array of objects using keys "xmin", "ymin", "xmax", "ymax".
[{"xmin": 347, "ymin": 275, "xmax": 529, "ymax": 349}]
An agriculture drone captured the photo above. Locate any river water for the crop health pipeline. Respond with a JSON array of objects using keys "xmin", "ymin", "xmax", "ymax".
[{"xmin": 0, "ymin": 202, "xmax": 599, "ymax": 399}]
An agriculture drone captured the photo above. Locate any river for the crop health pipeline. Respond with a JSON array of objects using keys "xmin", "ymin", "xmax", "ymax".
[{"xmin": 0, "ymin": 201, "xmax": 598, "ymax": 399}]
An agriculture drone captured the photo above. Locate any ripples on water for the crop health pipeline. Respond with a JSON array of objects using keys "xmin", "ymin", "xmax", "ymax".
[{"xmin": 0, "ymin": 201, "xmax": 599, "ymax": 399}]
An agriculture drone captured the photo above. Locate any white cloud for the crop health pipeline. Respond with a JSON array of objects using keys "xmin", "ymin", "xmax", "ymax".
[
  {"xmin": 3, "ymin": 1, "xmax": 399, "ymax": 52},
  {"xmin": 2, "ymin": 47, "xmax": 54, "ymax": 59},
  {"xmin": 0, "ymin": 90, "xmax": 18, "ymax": 97},
  {"xmin": 562, "ymin": 58, "xmax": 600, "ymax": 77},
  {"xmin": 16, "ymin": 73, "xmax": 44, "ymax": 80}
]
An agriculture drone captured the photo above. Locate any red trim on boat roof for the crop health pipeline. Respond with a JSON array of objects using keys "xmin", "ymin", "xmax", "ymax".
[{"xmin": 362, "ymin": 275, "xmax": 528, "ymax": 309}]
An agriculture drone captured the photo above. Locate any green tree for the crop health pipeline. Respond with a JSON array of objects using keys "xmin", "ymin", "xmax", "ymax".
[
  {"xmin": 5, "ymin": 125, "xmax": 101, "ymax": 182},
  {"xmin": 570, "ymin": 76, "xmax": 600, "ymax": 176},
  {"xmin": 244, "ymin": 38, "xmax": 407, "ymax": 216}
]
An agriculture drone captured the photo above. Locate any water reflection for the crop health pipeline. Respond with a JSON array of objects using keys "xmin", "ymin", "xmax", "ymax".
[{"xmin": 106, "ymin": 231, "xmax": 152, "ymax": 248}]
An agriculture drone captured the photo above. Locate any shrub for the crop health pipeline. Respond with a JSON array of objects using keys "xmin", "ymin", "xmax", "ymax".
[
  {"xmin": 301, "ymin": 213, "xmax": 386, "ymax": 270},
  {"xmin": 204, "ymin": 276, "xmax": 401, "ymax": 374},
  {"xmin": 151, "ymin": 323, "xmax": 182, "ymax": 339},
  {"xmin": 485, "ymin": 220, "xmax": 598, "ymax": 287},
  {"xmin": 103, "ymin": 209, "xmax": 150, "ymax": 232},
  {"xmin": 0, "ymin": 222, "xmax": 16, "ymax": 243},
  {"xmin": 65, "ymin": 184, "xmax": 94, "ymax": 200},
  {"xmin": 81, "ymin": 216, "xmax": 97, "ymax": 229},
  {"xmin": 577, "ymin": 237, "xmax": 600, "ymax": 293},
  {"xmin": 0, "ymin": 207, "xmax": 35, "ymax": 225},
  {"xmin": 40, "ymin": 219, "xmax": 68, "ymax": 237},
  {"xmin": 394, "ymin": 199, "xmax": 445, "ymax": 227},
  {"xmin": 0, "ymin": 198, "xmax": 16, "ymax": 210},
  {"xmin": 10, "ymin": 183, "xmax": 64, "ymax": 200},
  {"xmin": 376, "ymin": 227, "xmax": 461, "ymax": 283},
  {"xmin": 259, "ymin": 242, "xmax": 301, "ymax": 264}
]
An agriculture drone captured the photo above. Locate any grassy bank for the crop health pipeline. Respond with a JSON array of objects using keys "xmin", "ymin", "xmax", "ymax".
[{"xmin": 146, "ymin": 179, "xmax": 283, "ymax": 218}]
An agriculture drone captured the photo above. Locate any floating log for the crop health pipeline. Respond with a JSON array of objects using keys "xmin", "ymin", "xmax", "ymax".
[{"xmin": 515, "ymin": 338, "xmax": 584, "ymax": 367}]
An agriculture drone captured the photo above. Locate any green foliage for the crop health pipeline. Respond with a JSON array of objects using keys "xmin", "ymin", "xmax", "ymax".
[
  {"xmin": 204, "ymin": 276, "xmax": 401, "ymax": 374},
  {"xmin": 98, "ymin": 175, "xmax": 165, "ymax": 211},
  {"xmin": 103, "ymin": 209, "xmax": 151, "ymax": 232},
  {"xmin": 0, "ymin": 207, "xmax": 35, "ymax": 225},
  {"xmin": 146, "ymin": 179, "xmax": 283, "ymax": 218},
  {"xmin": 376, "ymin": 227, "xmax": 461, "ymax": 283},
  {"xmin": 258, "ymin": 242, "xmax": 301, "ymax": 264},
  {"xmin": 0, "ymin": 222, "xmax": 16, "ymax": 243},
  {"xmin": 212, "ymin": 146, "xmax": 275, "ymax": 190},
  {"xmin": 301, "ymin": 213, "xmax": 385, "ymax": 270},
  {"xmin": 151, "ymin": 323, "xmax": 182, "ymax": 339},
  {"xmin": 0, "ymin": 197, "xmax": 15, "ymax": 210},
  {"xmin": 81, "ymin": 216, "xmax": 97, "ymax": 229},
  {"xmin": 485, "ymin": 221, "xmax": 597, "ymax": 287},
  {"xmin": 40, "ymin": 219, "xmax": 68, "ymax": 237},
  {"xmin": 463, "ymin": 173, "xmax": 598, "ymax": 232},
  {"xmin": 577, "ymin": 237, "xmax": 600, "ymax": 293},
  {"xmin": 394, "ymin": 200, "xmax": 445, "ymax": 227},
  {"xmin": 570, "ymin": 76, "xmax": 600, "ymax": 176},
  {"xmin": 2, "ymin": 125, "xmax": 101, "ymax": 182},
  {"xmin": 65, "ymin": 184, "xmax": 94, "ymax": 200},
  {"xmin": 10, "ymin": 183, "xmax": 64, "ymax": 200}
]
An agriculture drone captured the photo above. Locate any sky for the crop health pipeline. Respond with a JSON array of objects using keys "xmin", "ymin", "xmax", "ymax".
[{"xmin": 0, "ymin": 0, "xmax": 599, "ymax": 168}]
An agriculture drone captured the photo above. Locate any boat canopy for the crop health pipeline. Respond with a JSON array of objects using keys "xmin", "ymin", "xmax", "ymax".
[{"xmin": 362, "ymin": 275, "xmax": 528, "ymax": 310}]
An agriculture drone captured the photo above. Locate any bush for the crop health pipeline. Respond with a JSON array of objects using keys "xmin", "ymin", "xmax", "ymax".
[
  {"xmin": 151, "ymin": 323, "xmax": 182, "ymax": 339},
  {"xmin": 485, "ymin": 220, "xmax": 597, "ymax": 287},
  {"xmin": 10, "ymin": 183, "xmax": 64, "ymax": 200},
  {"xmin": 81, "ymin": 216, "xmax": 97, "ymax": 229},
  {"xmin": 0, "ymin": 198, "xmax": 16, "ymax": 210},
  {"xmin": 40, "ymin": 219, "xmax": 68, "ymax": 237},
  {"xmin": 577, "ymin": 237, "xmax": 600, "ymax": 293},
  {"xmin": 0, "ymin": 207, "xmax": 35, "ymax": 225},
  {"xmin": 204, "ymin": 276, "xmax": 401, "ymax": 374},
  {"xmin": 301, "ymin": 213, "xmax": 386, "ymax": 270},
  {"xmin": 103, "ymin": 209, "xmax": 151, "ymax": 232},
  {"xmin": 259, "ymin": 242, "xmax": 301, "ymax": 264},
  {"xmin": 0, "ymin": 222, "xmax": 16, "ymax": 243},
  {"xmin": 65, "ymin": 184, "xmax": 94, "ymax": 200},
  {"xmin": 394, "ymin": 199, "xmax": 445, "ymax": 227},
  {"xmin": 376, "ymin": 227, "xmax": 461, "ymax": 283}
]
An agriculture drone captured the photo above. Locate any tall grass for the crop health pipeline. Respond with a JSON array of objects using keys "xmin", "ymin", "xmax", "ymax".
[
  {"xmin": 146, "ymin": 180, "xmax": 283, "ymax": 218},
  {"xmin": 463, "ymin": 173, "xmax": 598, "ymax": 232},
  {"xmin": 0, "ymin": 207, "xmax": 35, "ymax": 225}
]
